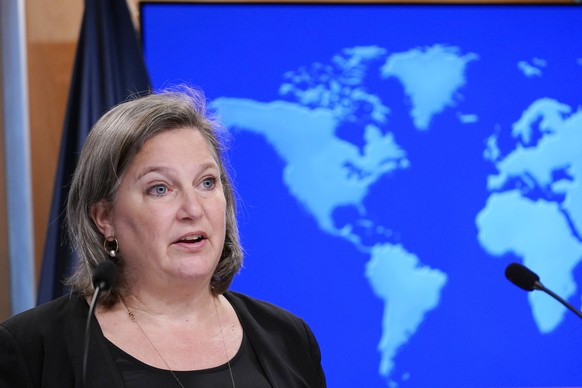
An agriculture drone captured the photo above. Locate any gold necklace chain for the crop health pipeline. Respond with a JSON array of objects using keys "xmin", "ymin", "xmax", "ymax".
[
  {"xmin": 121, "ymin": 296, "xmax": 236, "ymax": 388},
  {"xmin": 213, "ymin": 296, "xmax": 237, "ymax": 388}
]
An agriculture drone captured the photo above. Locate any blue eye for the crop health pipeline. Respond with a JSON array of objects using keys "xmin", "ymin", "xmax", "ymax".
[
  {"xmin": 148, "ymin": 184, "xmax": 169, "ymax": 196},
  {"xmin": 202, "ymin": 177, "xmax": 216, "ymax": 189}
]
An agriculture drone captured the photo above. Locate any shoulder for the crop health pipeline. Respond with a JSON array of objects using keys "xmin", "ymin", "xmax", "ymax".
[
  {"xmin": 224, "ymin": 290, "xmax": 305, "ymax": 326},
  {"xmin": 0, "ymin": 294, "xmax": 88, "ymax": 387},
  {"xmin": 1, "ymin": 293, "xmax": 85, "ymax": 326},
  {"xmin": 1, "ymin": 294, "xmax": 86, "ymax": 343},
  {"xmin": 223, "ymin": 290, "xmax": 318, "ymax": 344},
  {"xmin": 223, "ymin": 291, "xmax": 326, "ymax": 386}
]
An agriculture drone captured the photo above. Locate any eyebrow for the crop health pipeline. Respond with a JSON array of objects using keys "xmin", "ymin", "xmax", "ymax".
[
  {"xmin": 136, "ymin": 161, "xmax": 219, "ymax": 181},
  {"xmin": 136, "ymin": 166, "xmax": 176, "ymax": 181}
]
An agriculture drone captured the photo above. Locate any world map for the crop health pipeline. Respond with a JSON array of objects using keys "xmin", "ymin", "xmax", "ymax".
[
  {"xmin": 213, "ymin": 45, "xmax": 582, "ymax": 386},
  {"xmin": 477, "ymin": 97, "xmax": 582, "ymax": 333},
  {"xmin": 143, "ymin": 4, "xmax": 582, "ymax": 386}
]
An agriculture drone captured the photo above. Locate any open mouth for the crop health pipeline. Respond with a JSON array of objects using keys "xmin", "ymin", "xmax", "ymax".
[{"xmin": 177, "ymin": 235, "xmax": 205, "ymax": 244}]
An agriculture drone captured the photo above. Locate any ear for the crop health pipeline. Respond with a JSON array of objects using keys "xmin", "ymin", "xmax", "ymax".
[{"xmin": 90, "ymin": 200, "xmax": 114, "ymax": 237}]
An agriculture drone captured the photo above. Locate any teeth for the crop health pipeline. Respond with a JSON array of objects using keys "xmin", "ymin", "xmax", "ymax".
[{"xmin": 182, "ymin": 235, "xmax": 203, "ymax": 242}]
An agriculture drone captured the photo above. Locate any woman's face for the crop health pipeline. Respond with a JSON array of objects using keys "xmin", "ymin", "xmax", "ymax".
[{"xmin": 93, "ymin": 127, "xmax": 227, "ymax": 287}]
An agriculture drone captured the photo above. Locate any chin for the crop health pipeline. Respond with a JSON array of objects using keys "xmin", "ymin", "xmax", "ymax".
[{"xmin": 172, "ymin": 265, "xmax": 214, "ymax": 281}]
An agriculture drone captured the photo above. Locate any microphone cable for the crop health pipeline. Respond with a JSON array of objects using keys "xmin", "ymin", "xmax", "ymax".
[{"xmin": 82, "ymin": 260, "xmax": 118, "ymax": 387}]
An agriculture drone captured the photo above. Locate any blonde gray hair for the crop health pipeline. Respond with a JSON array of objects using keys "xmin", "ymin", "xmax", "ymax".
[{"xmin": 66, "ymin": 87, "xmax": 242, "ymax": 306}]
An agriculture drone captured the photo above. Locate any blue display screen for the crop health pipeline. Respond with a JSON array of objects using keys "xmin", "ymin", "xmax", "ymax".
[{"xmin": 141, "ymin": 3, "xmax": 582, "ymax": 387}]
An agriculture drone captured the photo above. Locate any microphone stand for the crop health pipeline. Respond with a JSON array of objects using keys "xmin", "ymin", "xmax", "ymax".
[
  {"xmin": 82, "ymin": 283, "xmax": 105, "ymax": 388},
  {"xmin": 534, "ymin": 281, "xmax": 582, "ymax": 320},
  {"xmin": 82, "ymin": 260, "xmax": 117, "ymax": 388}
]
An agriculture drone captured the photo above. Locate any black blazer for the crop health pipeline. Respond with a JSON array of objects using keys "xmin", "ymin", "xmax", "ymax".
[{"xmin": 0, "ymin": 291, "xmax": 326, "ymax": 388}]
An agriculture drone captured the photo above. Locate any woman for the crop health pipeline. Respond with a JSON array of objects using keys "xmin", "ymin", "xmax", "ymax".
[{"xmin": 0, "ymin": 88, "xmax": 326, "ymax": 387}]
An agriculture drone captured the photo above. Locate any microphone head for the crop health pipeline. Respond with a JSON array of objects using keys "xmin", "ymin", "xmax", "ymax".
[
  {"xmin": 505, "ymin": 262, "xmax": 540, "ymax": 292},
  {"xmin": 92, "ymin": 260, "xmax": 118, "ymax": 291}
]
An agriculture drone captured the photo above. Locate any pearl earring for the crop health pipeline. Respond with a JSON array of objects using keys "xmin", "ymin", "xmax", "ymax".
[{"xmin": 104, "ymin": 236, "xmax": 119, "ymax": 258}]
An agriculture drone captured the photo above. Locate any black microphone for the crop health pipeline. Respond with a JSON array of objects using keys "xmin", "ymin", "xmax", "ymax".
[
  {"xmin": 91, "ymin": 259, "xmax": 118, "ymax": 291},
  {"xmin": 505, "ymin": 262, "xmax": 582, "ymax": 320},
  {"xmin": 82, "ymin": 260, "xmax": 118, "ymax": 387}
]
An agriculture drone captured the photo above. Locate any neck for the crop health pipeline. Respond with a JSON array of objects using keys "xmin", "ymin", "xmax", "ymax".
[
  {"xmin": 122, "ymin": 283, "xmax": 217, "ymax": 322},
  {"xmin": 117, "ymin": 293, "xmax": 237, "ymax": 388},
  {"xmin": 121, "ymin": 266, "xmax": 217, "ymax": 314}
]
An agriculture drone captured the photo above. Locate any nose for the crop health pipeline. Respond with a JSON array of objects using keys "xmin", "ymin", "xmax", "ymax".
[{"xmin": 177, "ymin": 189, "xmax": 203, "ymax": 220}]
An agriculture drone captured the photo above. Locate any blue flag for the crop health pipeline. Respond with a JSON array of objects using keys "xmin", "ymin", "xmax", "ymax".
[{"xmin": 37, "ymin": 0, "xmax": 150, "ymax": 305}]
